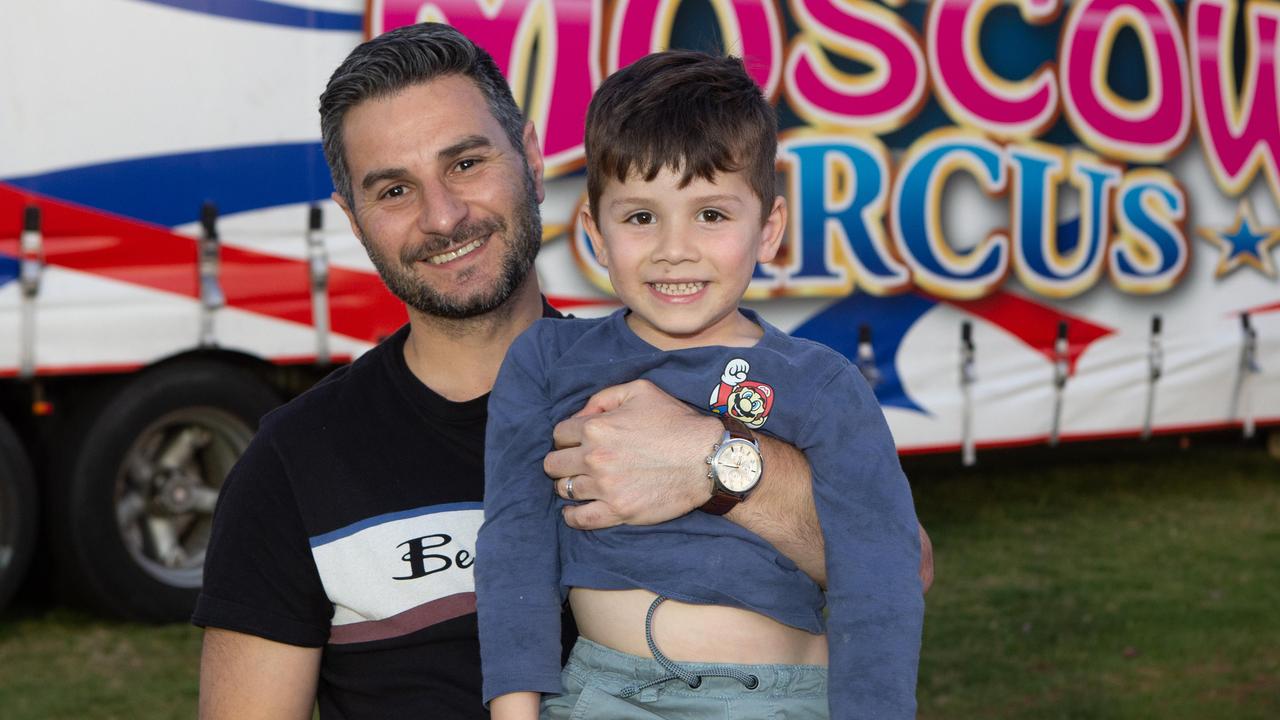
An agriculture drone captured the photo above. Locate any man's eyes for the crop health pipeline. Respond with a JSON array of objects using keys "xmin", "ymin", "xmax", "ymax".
[{"xmin": 375, "ymin": 159, "xmax": 481, "ymax": 199}]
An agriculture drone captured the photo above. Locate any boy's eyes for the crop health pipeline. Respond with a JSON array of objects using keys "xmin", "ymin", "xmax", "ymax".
[{"xmin": 621, "ymin": 209, "xmax": 728, "ymax": 225}]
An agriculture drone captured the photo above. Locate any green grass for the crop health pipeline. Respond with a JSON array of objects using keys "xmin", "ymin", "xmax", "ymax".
[
  {"xmin": 0, "ymin": 440, "xmax": 1276, "ymax": 719},
  {"xmin": 0, "ymin": 607, "xmax": 202, "ymax": 719},
  {"xmin": 910, "ymin": 440, "xmax": 1280, "ymax": 719}
]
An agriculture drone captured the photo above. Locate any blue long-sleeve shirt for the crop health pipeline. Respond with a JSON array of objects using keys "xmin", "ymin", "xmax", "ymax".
[{"xmin": 476, "ymin": 309, "xmax": 923, "ymax": 718}]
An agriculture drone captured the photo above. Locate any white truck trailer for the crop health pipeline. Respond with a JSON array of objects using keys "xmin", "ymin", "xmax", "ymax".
[{"xmin": 1, "ymin": 0, "xmax": 1276, "ymax": 620}]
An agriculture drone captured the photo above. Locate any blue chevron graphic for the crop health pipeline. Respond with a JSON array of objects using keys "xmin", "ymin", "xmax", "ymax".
[
  {"xmin": 136, "ymin": 0, "xmax": 362, "ymax": 31},
  {"xmin": 3, "ymin": 143, "xmax": 334, "ymax": 227},
  {"xmin": 0, "ymin": 254, "xmax": 17, "ymax": 290},
  {"xmin": 791, "ymin": 293, "xmax": 938, "ymax": 415}
]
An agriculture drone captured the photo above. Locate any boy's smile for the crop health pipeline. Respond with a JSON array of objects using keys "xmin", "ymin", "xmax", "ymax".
[
  {"xmin": 650, "ymin": 281, "xmax": 705, "ymax": 297},
  {"xmin": 583, "ymin": 168, "xmax": 786, "ymax": 351}
]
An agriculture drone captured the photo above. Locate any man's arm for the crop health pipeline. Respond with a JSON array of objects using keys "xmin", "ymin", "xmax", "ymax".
[
  {"xmin": 727, "ymin": 433, "xmax": 826, "ymax": 583},
  {"xmin": 714, "ymin": 433, "xmax": 933, "ymax": 589},
  {"xmin": 543, "ymin": 379, "xmax": 935, "ymax": 590},
  {"xmin": 199, "ymin": 628, "xmax": 321, "ymax": 720},
  {"xmin": 194, "ymin": 427, "xmax": 334, "ymax": 718}
]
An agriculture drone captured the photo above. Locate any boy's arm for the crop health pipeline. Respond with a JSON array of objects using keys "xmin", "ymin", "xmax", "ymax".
[
  {"xmin": 476, "ymin": 329, "xmax": 566, "ymax": 706},
  {"xmin": 543, "ymin": 379, "xmax": 934, "ymax": 591},
  {"xmin": 806, "ymin": 364, "xmax": 923, "ymax": 718},
  {"xmin": 490, "ymin": 692, "xmax": 541, "ymax": 720}
]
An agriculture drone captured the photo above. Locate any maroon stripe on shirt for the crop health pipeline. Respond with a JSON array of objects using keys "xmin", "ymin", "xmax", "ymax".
[{"xmin": 328, "ymin": 592, "xmax": 477, "ymax": 645}]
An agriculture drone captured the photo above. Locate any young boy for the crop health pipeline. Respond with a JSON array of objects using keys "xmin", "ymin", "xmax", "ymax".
[{"xmin": 476, "ymin": 50, "xmax": 923, "ymax": 719}]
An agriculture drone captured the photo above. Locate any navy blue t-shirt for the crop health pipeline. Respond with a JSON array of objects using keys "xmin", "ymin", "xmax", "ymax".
[{"xmin": 477, "ymin": 309, "xmax": 923, "ymax": 719}]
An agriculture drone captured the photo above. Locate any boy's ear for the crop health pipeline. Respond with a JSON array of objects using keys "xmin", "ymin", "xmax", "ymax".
[
  {"xmin": 757, "ymin": 195, "xmax": 787, "ymax": 264},
  {"xmin": 581, "ymin": 206, "xmax": 608, "ymax": 267}
]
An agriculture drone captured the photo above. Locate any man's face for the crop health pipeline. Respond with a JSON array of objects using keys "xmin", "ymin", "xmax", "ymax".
[{"xmin": 334, "ymin": 75, "xmax": 544, "ymax": 320}]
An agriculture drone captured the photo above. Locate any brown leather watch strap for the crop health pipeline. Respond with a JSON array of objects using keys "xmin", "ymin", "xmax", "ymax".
[
  {"xmin": 718, "ymin": 414, "xmax": 754, "ymax": 442},
  {"xmin": 701, "ymin": 492, "xmax": 740, "ymax": 516}
]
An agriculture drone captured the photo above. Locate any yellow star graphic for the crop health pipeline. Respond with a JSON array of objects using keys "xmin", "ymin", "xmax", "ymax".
[{"xmin": 1197, "ymin": 200, "xmax": 1280, "ymax": 278}]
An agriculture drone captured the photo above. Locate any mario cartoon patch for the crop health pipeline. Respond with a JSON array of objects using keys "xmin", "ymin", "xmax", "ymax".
[{"xmin": 709, "ymin": 358, "xmax": 775, "ymax": 429}]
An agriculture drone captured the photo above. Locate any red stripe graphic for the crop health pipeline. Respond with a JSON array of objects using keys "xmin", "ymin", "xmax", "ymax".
[
  {"xmin": 944, "ymin": 291, "xmax": 1116, "ymax": 375},
  {"xmin": 0, "ymin": 354, "xmax": 353, "ymax": 380},
  {"xmin": 544, "ymin": 294, "xmax": 621, "ymax": 311},
  {"xmin": 1234, "ymin": 299, "xmax": 1280, "ymax": 316},
  {"xmin": 0, "ymin": 185, "xmax": 1118, "ymax": 366},
  {"xmin": 0, "ymin": 184, "xmax": 405, "ymax": 344},
  {"xmin": 328, "ymin": 592, "xmax": 477, "ymax": 645}
]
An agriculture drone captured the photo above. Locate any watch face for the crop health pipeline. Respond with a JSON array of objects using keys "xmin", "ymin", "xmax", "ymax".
[{"xmin": 715, "ymin": 440, "xmax": 761, "ymax": 492}]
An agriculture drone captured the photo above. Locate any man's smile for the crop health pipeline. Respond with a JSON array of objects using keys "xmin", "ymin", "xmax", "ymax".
[{"xmin": 424, "ymin": 236, "xmax": 487, "ymax": 265}]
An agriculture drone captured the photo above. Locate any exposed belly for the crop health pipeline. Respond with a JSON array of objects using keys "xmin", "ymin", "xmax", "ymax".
[{"xmin": 569, "ymin": 587, "xmax": 828, "ymax": 665}]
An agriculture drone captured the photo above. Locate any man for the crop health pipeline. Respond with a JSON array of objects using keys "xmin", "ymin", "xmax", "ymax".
[{"xmin": 194, "ymin": 23, "xmax": 931, "ymax": 719}]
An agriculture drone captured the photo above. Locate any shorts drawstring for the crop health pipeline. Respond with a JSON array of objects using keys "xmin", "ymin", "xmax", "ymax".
[{"xmin": 618, "ymin": 596, "xmax": 760, "ymax": 698}]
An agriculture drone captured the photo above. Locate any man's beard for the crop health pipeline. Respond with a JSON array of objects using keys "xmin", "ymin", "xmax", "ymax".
[{"xmin": 359, "ymin": 174, "xmax": 542, "ymax": 320}]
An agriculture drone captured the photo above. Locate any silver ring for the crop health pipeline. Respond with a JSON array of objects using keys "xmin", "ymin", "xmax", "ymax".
[{"xmin": 565, "ymin": 476, "xmax": 575, "ymax": 501}]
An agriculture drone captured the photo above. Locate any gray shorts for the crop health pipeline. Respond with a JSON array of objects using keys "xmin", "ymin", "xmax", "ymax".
[{"xmin": 541, "ymin": 637, "xmax": 829, "ymax": 720}]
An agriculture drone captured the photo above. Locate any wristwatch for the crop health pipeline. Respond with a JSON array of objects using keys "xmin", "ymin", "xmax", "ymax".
[{"xmin": 701, "ymin": 414, "xmax": 763, "ymax": 515}]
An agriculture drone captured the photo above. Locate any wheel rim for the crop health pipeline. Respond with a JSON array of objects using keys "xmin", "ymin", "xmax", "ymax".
[{"xmin": 114, "ymin": 407, "xmax": 253, "ymax": 588}]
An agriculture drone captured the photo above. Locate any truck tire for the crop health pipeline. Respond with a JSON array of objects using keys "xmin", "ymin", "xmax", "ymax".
[
  {"xmin": 0, "ymin": 414, "xmax": 37, "ymax": 614},
  {"xmin": 52, "ymin": 360, "xmax": 280, "ymax": 622}
]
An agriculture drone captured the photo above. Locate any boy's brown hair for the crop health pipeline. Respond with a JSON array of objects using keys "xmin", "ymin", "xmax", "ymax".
[{"xmin": 585, "ymin": 50, "xmax": 778, "ymax": 222}]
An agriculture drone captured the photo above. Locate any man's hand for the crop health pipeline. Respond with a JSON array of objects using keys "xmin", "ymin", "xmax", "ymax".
[
  {"xmin": 919, "ymin": 524, "xmax": 934, "ymax": 593},
  {"xmin": 544, "ymin": 379, "xmax": 717, "ymax": 530},
  {"xmin": 543, "ymin": 378, "xmax": 936, "ymax": 594}
]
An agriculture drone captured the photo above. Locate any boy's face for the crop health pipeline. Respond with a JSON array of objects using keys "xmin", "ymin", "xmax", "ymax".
[{"xmin": 583, "ymin": 167, "xmax": 785, "ymax": 350}]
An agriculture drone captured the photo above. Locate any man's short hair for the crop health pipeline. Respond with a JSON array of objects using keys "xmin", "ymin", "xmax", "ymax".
[
  {"xmin": 585, "ymin": 50, "xmax": 778, "ymax": 222},
  {"xmin": 320, "ymin": 22, "xmax": 526, "ymax": 208}
]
